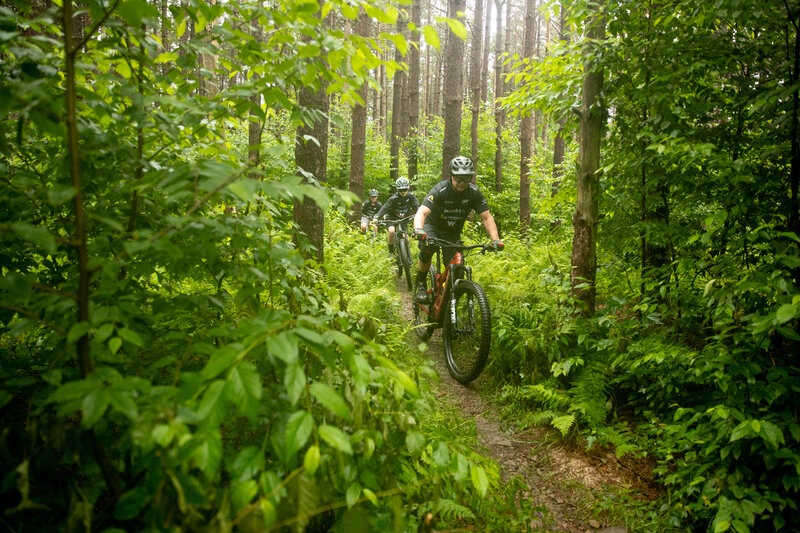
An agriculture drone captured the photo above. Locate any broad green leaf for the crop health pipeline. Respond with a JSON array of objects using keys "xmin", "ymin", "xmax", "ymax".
[
  {"xmin": 231, "ymin": 480, "xmax": 258, "ymax": 515},
  {"xmin": 47, "ymin": 184, "xmax": 76, "ymax": 206},
  {"xmin": 196, "ymin": 380, "xmax": 227, "ymax": 421},
  {"xmin": 201, "ymin": 345, "xmax": 239, "ymax": 380},
  {"xmin": 67, "ymin": 322, "xmax": 90, "ymax": 344},
  {"xmin": 228, "ymin": 179, "xmax": 257, "ymax": 202},
  {"xmin": 268, "ymin": 332, "xmax": 298, "ymax": 365},
  {"xmin": 365, "ymin": 4, "xmax": 397, "ymax": 24},
  {"xmin": 341, "ymin": 3, "xmax": 358, "ymax": 19},
  {"xmin": 405, "ymin": 431, "xmax": 425, "ymax": 454},
  {"xmin": 730, "ymin": 421, "xmax": 752, "ymax": 442},
  {"xmin": 260, "ymin": 499, "xmax": 277, "ymax": 528},
  {"xmin": 346, "ymin": 482, "xmax": 361, "ymax": 508},
  {"xmin": 10, "ymin": 222, "xmax": 56, "ymax": 253},
  {"xmin": 152, "ymin": 423, "xmax": 175, "ymax": 447},
  {"xmin": 759, "ymin": 421, "xmax": 785, "ymax": 450},
  {"xmin": 118, "ymin": 327, "xmax": 144, "ymax": 347},
  {"xmin": 48, "ymin": 378, "xmax": 96, "ymax": 403},
  {"xmin": 432, "ymin": 441, "xmax": 449, "ymax": 467},
  {"xmin": 470, "ymin": 465, "xmax": 489, "ymax": 497},
  {"xmin": 193, "ymin": 431, "xmax": 223, "ymax": 478},
  {"xmin": 309, "ymin": 382, "xmax": 351, "ymax": 421},
  {"xmin": 284, "ymin": 363, "xmax": 306, "ymax": 406},
  {"xmin": 109, "ymin": 337, "xmax": 123, "ymax": 355},
  {"xmin": 117, "ymin": 0, "xmax": 159, "ymax": 28},
  {"xmin": 319, "ymin": 425, "xmax": 353, "ymax": 455},
  {"xmin": 422, "ymin": 25, "xmax": 441, "ymax": 49},
  {"xmin": 114, "ymin": 487, "xmax": 152, "ymax": 520},
  {"xmin": 304, "ymin": 445, "xmax": 320, "ymax": 476},
  {"xmin": 82, "ymin": 389, "xmax": 109, "ymax": 428},
  {"xmin": 362, "ymin": 488, "xmax": 378, "ymax": 506},
  {"xmin": 285, "ymin": 410, "xmax": 314, "ymax": 458},
  {"xmin": 109, "ymin": 393, "xmax": 138, "ymax": 420},
  {"xmin": 155, "ymin": 52, "xmax": 179, "ymax": 63},
  {"xmin": 376, "ymin": 357, "xmax": 419, "ymax": 398},
  {"xmin": 231, "ymin": 446, "xmax": 265, "ymax": 482},
  {"xmin": 443, "ymin": 18, "xmax": 467, "ymax": 40},
  {"xmin": 776, "ymin": 302, "xmax": 798, "ymax": 324}
]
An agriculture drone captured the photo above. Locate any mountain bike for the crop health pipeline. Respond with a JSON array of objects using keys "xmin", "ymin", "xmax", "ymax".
[
  {"xmin": 412, "ymin": 237, "xmax": 495, "ymax": 384},
  {"xmin": 375, "ymin": 215, "xmax": 415, "ymax": 291}
]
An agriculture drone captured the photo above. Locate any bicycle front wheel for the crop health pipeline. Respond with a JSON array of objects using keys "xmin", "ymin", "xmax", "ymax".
[
  {"xmin": 398, "ymin": 237, "xmax": 413, "ymax": 291},
  {"xmin": 443, "ymin": 280, "xmax": 491, "ymax": 384}
]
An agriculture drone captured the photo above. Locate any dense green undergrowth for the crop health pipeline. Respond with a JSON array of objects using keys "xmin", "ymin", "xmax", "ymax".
[{"xmin": 462, "ymin": 221, "xmax": 800, "ymax": 531}]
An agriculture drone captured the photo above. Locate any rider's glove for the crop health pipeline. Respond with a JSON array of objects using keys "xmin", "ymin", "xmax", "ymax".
[
  {"xmin": 491, "ymin": 239, "xmax": 504, "ymax": 252},
  {"xmin": 413, "ymin": 228, "xmax": 427, "ymax": 241}
]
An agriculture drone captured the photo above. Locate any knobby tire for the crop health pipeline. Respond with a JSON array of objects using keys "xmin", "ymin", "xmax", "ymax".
[
  {"xmin": 399, "ymin": 237, "xmax": 413, "ymax": 291},
  {"xmin": 413, "ymin": 267, "xmax": 438, "ymax": 340},
  {"xmin": 443, "ymin": 280, "xmax": 491, "ymax": 384}
]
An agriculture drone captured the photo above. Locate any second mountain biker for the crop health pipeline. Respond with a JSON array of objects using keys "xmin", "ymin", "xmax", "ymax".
[{"xmin": 373, "ymin": 177, "xmax": 420, "ymax": 257}]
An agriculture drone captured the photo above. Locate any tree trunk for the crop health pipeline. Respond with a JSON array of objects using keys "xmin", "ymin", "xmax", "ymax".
[
  {"xmin": 294, "ymin": 6, "xmax": 330, "ymax": 264},
  {"xmin": 519, "ymin": 0, "xmax": 537, "ymax": 234},
  {"xmin": 481, "ymin": 0, "xmax": 492, "ymax": 102},
  {"xmin": 442, "ymin": 0, "xmax": 466, "ymax": 179},
  {"xmin": 408, "ymin": 0, "xmax": 421, "ymax": 182},
  {"xmin": 390, "ymin": 17, "xmax": 405, "ymax": 182},
  {"xmin": 469, "ymin": 0, "xmax": 484, "ymax": 165},
  {"xmin": 570, "ymin": 0, "xmax": 605, "ymax": 315},
  {"xmin": 493, "ymin": 0, "xmax": 504, "ymax": 192},
  {"xmin": 350, "ymin": 9, "xmax": 370, "ymax": 221}
]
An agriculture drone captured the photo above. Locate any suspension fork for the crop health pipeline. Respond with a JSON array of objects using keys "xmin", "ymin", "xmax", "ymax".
[{"xmin": 449, "ymin": 265, "xmax": 473, "ymax": 330}]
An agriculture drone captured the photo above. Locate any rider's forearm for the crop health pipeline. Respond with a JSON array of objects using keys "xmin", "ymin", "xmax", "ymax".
[
  {"xmin": 414, "ymin": 207, "xmax": 428, "ymax": 230},
  {"xmin": 482, "ymin": 212, "xmax": 500, "ymax": 241}
]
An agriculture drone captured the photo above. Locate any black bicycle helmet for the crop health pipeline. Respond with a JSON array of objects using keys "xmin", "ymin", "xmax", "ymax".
[
  {"xmin": 395, "ymin": 177, "xmax": 410, "ymax": 190},
  {"xmin": 368, "ymin": 188, "xmax": 379, "ymax": 197},
  {"xmin": 450, "ymin": 156, "xmax": 475, "ymax": 176}
]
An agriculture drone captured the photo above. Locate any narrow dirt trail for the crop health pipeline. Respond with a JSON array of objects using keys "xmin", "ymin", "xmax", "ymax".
[{"xmin": 394, "ymin": 278, "xmax": 631, "ymax": 533}]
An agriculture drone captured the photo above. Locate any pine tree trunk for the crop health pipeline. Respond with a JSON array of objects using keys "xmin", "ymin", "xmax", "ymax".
[
  {"xmin": 470, "ymin": 0, "xmax": 484, "ymax": 166},
  {"xmin": 442, "ymin": 0, "xmax": 466, "ymax": 179},
  {"xmin": 390, "ymin": 17, "xmax": 405, "ymax": 181},
  {"xmin": 519, "ymin": 0, "xmax": 536, "ymax": 233},
  {"xmin": 350, "ymin": 9, "xmax": 370, "ymax": 221},
  {"xmin": 481, "ymin": 0, "xmax": 492, "ymax": 102},
  {"xmin": 493, "ymin": 0, "xmax": 504, "ymax": 192},
  {"xmin": 408, "ymin": 0, "xmax": 421, "ymax": 182},
  {"xmin": 570, "ymin": 1, "xmax": 605, "ymax": 315}
]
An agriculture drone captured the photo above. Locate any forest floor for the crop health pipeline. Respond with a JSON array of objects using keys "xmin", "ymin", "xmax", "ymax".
[{"xmin": 393, "ymin": 276, "xmax": 656, "ymax": 533}]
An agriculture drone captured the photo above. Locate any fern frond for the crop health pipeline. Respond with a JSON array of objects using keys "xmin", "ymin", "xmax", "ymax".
[
  {"xmin": 434, "ymin": 498, "xmax": 476, "ymax": 521},
  {"xmin": 550, "ymin": 414, "xmax": 576, "ymax": 437}
]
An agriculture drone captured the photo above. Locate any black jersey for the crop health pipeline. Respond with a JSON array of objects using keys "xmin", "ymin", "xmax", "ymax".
[
  {"xmin": 362, "ymin": 199, "xmax": 382, "ymax": 218},
  {"xmin": 374, "ymin": 191, "xmax": 420, "ymax": 221},
  {"xmin": 421, "ymin": 180, "xmax": 489, "ymax": 236}
]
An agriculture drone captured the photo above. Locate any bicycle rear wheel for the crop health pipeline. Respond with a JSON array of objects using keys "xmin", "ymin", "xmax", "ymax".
[
  {"xmin": 398, "ymin": 237, "xmax": 413, "ymax": 291},
  {"xmin": 413, "ymin": 267, "xmax": 438, "ymax": 340},
  {"xmin": 443, "ymin": 280, "xmax": 491, "ymax": 384}
]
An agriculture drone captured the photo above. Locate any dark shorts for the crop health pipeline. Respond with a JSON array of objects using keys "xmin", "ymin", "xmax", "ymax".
[{"xmin": 418, "ymin": 226, "xmax": 461, "ymax": 266}]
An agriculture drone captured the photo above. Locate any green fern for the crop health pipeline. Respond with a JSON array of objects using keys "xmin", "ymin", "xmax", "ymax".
[
  {"xmin": 568, "ymin": 360, "xmax": 609, "ymax": 429},
  {"xmin": 434, "ymin": 498, "xmax": 475, "ymax": 522},
  {"xmin": 550, "ymin": 414, "xmax": 576, "ymax": 437}
]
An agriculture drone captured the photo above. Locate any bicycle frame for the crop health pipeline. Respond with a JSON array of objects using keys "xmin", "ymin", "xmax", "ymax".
[{"xmin": 422, "ymin": 239, "xmax": 488, "ymax": 327}]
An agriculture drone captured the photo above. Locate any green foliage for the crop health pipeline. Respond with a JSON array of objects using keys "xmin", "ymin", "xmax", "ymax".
[{"xmin": 0, "ymin": 2, "xmax": 505, "ymax": 531}]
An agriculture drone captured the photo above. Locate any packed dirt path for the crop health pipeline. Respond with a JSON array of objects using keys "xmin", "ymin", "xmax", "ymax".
[{"xmin": 395, "ymin": 278, "xmax": 634, "ymax": 533}]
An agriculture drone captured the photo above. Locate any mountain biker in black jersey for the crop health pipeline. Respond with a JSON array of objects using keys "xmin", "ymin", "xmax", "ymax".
[
  {"xmin": 412, "ymin": 156, "xmax": 503, "ymax": 302},
  {"xmin": 372, "ymin": 177, "xmax": 420, "ymax": 256},
  {"xmin": 360, "ymin": 189, "xmax": 382, "ymax": 237}
]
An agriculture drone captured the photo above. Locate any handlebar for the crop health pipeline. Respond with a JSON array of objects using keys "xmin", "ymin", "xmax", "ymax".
[
  {"xmin": 373, "ymin": 214, "xmax": 414, "ymax": 227},
  {"xmin": 424, "ymin": 237, "xmax": 500, "ymax": 254}
]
